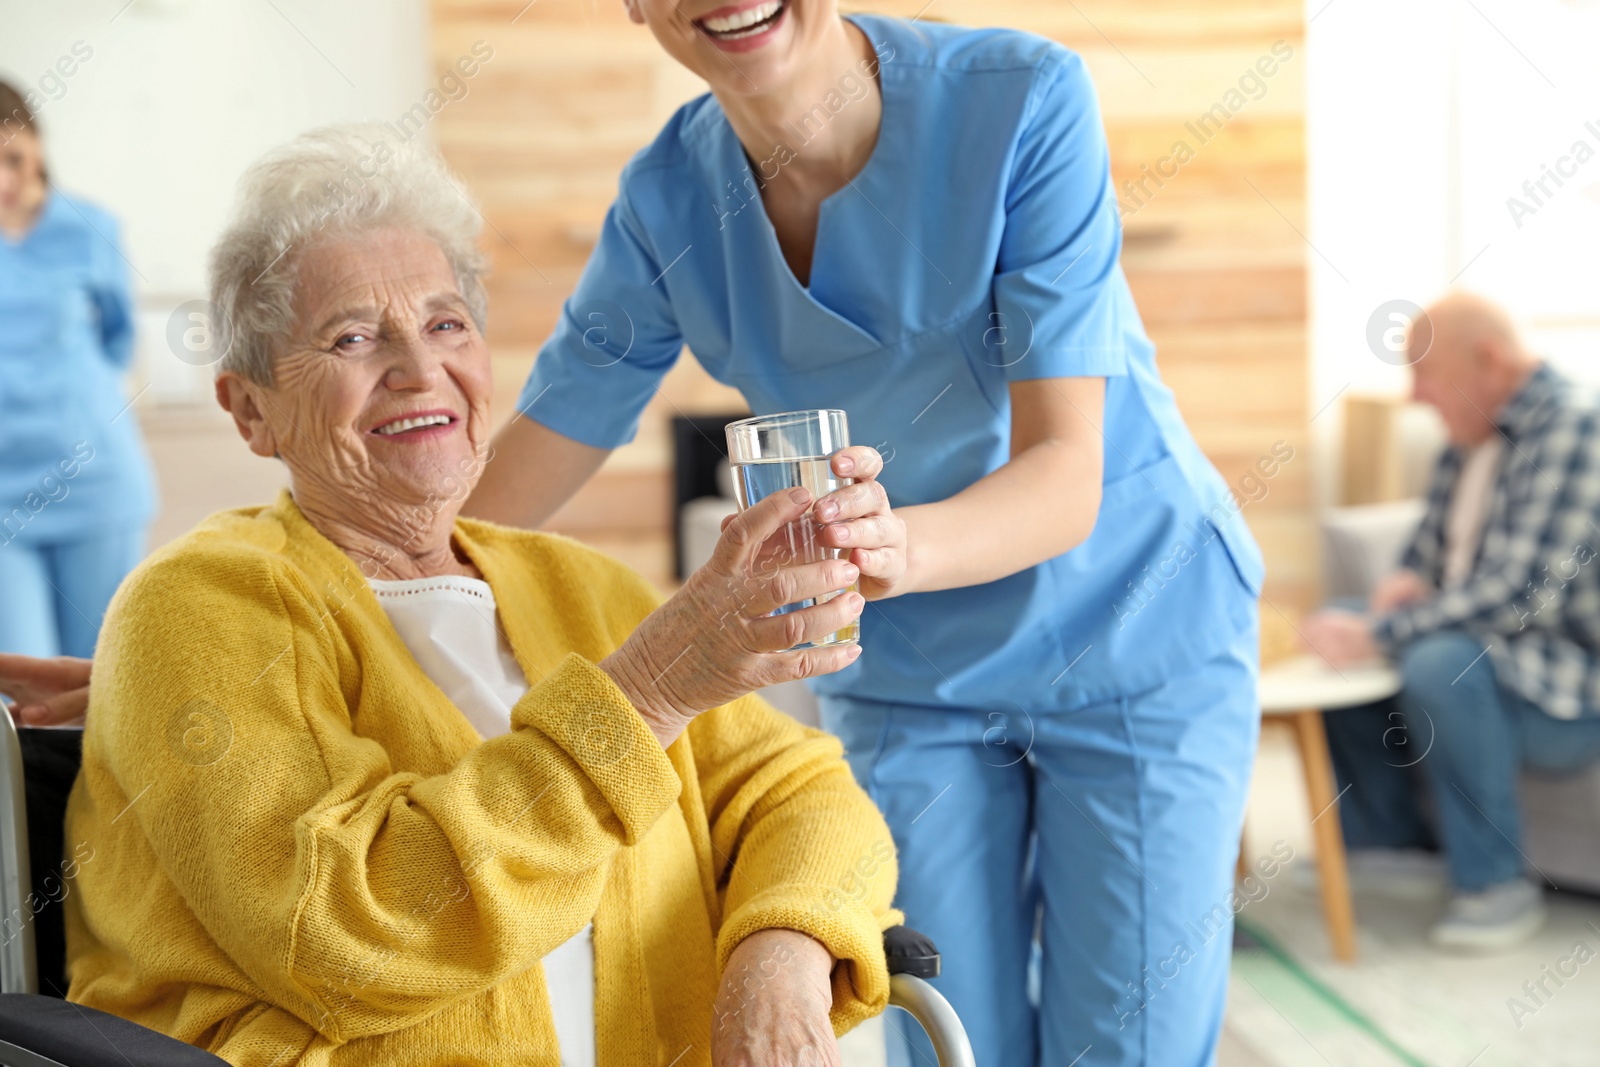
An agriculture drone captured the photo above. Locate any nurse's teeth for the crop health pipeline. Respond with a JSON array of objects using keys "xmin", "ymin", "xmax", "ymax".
[
  {"xmin": 375, "ymin": 414, "xmax": 451, "ymax": 435},
  {"xmin": 701, "ymin": 1, "xmax": 781, "ymax": 35}
]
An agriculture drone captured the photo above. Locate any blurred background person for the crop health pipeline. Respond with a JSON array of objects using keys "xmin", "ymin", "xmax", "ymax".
[
  {"xmin": 0, "ymin": 78, "xmax": 155, "ymax": 664},
  {"xmin": 1302, "ymin": 293, "xmax": 1600, "ymax": 950}
]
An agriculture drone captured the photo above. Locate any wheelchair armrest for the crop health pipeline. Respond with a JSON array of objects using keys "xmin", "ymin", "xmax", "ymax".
[
  {"xmin": 882, "ymin": 924, "xmax": 940, "ymax": 979},
  {"xmin": 882, "ymin": 927, "xmax": 975, "ymax": 1067},
  {"xmin": 0, "ymin": 994, "xmax": 230, "ymax": 1067}
]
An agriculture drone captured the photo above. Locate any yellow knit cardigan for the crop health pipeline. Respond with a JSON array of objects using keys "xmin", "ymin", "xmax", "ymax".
[{"xmin": 64, "ymin": 491, "xmax": 899, "ymax": 1066}]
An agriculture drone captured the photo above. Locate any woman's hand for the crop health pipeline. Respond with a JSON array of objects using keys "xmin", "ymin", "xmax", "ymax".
[
  {"xmin": 712, "ymin": 928, "xmax": 839, "ymax": 1067},
  {"xmin": 814, "ymin": 446, "xmax": 907, "ymax": 601},
  {"xmin": 0, "ymin": 653, "xmax": 91, "ymax": 727},
  {"xmin": 601, "ymin": 487, "xmax": 864, "ymax": 748}
]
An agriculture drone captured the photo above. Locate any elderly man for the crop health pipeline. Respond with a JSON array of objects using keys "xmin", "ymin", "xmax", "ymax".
[{"xmin": 1304, "ymin": 293, "xmax": 1600, "ymax": 950}]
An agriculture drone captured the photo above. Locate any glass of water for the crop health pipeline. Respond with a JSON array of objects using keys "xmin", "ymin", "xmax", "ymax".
[{"xmin": 725, "ymin": 409, "xmax": 860, "ymax": 649}]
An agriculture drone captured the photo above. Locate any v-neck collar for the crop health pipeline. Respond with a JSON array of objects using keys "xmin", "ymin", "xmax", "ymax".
[
  {"xmin": 265, "ymin": 492, "xmax": 486, "ymax": 758},
  {"xmin": 272, "ymin": 488, "xmax": 582, "ymax": 705},
  {"xmin": 709, "ymin": 14, "xmax": 896, "ymax": 349}
]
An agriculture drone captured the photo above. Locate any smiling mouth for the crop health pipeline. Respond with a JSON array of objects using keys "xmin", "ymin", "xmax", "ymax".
[
  {"xmin": 372, "ymin": 413, "xmax": 456, "ymax": 436},
  {"xmin": 696, "ymin": 0, "xmax": 786, "ymax": 41}
]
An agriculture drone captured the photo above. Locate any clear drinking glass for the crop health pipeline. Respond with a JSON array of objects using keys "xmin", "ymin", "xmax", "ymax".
[{"xmin": 725, "ymin": 409, "xmax": 860, "ymax": 649}]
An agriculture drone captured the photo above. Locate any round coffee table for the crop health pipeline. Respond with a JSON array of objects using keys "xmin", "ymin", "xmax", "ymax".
[{"xmin": 1251, "ymin": 654, "xmax": 1402, "ymax": 962}]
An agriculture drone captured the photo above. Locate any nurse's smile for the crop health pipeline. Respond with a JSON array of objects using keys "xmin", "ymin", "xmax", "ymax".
[
  {"xmin": 693, "ymin": 0, "xmax": 788, "ymax": 52},
  {"xmin": 626, "ymin": 0, "xmax": 847, "ymax": 97}
]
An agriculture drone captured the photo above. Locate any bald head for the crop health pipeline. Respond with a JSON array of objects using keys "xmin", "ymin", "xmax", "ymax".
[{"xmin": 1409, "ymin": 293, "xmax": 1538, "ymax": 446}]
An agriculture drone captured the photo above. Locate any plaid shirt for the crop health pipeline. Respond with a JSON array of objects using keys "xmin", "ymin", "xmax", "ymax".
[{"xmin": 1374, "ymin": 364, "xmax": 1600, "ymax": 719}]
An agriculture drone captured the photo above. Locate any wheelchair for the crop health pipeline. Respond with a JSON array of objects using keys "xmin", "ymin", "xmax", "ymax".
[{"xmin": 0, "ymin": 712, "xmax": 974, "ymax": 1067}]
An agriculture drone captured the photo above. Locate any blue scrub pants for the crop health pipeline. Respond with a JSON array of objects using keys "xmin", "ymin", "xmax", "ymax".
[
  {"xmin": 0, "ymin": 531, "xmax": 144, "ymax": 659},
  {"xmin": 820, "ymin": 621, "xmax": 1259, "ymax": 1067},
  {"xmin": 1325, "ymin": 630, "xmax": 1600, "ymax": 892}
]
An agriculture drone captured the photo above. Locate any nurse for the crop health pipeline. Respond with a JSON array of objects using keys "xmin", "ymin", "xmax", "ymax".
[
  {"xmin": 468, "ymin": 5, "xmax": 1263, "ymax": 1065},
  {"xmin": 0, "ymin": 81, "xmax": 155, "ymax": 660}
]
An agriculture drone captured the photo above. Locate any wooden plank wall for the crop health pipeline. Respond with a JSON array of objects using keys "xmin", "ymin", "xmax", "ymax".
[{"xmin": 429, "ymin": 0, "xmax": 1314, "ymax": 627}]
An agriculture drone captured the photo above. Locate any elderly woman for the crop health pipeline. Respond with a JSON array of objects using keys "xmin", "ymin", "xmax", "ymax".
[{"xmin": 63, "ymin": 127, "xmax": 898, "ymax": 1067}]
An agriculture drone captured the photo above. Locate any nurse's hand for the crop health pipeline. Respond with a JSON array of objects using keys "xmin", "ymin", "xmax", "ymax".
[
  {"xmin": 712, "ymin": 928, "xmax": 840, "ymax": 1067},
  {"xmin": 602, "ymin": 487, "xmax": 865, "ymax": 749},
  {"xmin": 814, "ymin": 446, "xmax": 908, "ymax": 601},
  {"xmin": 0, "ymin": 653, "xmax": 91, "ymax": 728}
]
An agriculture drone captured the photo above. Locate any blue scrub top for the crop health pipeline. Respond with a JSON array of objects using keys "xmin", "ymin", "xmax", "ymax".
[
  {"xmin": 518, "ymin": 16, "xmax": 1263, "ymax": 711},
  {"xmin": 0, "ymin": 191, "xmax": 155, "ymax": 545}
]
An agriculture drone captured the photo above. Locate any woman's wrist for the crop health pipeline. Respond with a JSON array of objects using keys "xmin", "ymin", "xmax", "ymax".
[
  {"xmin": 598, "ymin": 643, "xmax": 691, "ymax": 749},
  {"xmin": 726, "ymin": 928, "xmax": 835, "ymax": 990},
  {"xmin": 713, "ymin": 927, "xmax": 838, "ymax": 1064}
]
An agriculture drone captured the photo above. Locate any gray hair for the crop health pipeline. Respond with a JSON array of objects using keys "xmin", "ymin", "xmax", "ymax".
[{"xmin": 209, "ymin": 125, "xmax": 488, "ymax": 385}]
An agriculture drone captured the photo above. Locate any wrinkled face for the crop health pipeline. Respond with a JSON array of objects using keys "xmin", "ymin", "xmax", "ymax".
[
  {"xmin": 231, "ymin": 227, "xmax": 492, "ymax": 530},
  {"xmin": 624, "ymin": 0, "xmax": 839, "ymax": 97},
  {"xmin": 0, "ymin": 128, "xmax": 44, "ymax": 212}
]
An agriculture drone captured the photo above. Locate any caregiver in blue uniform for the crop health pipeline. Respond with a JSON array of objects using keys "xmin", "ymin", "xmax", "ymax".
[
  {"xmin": 468, "ymin": 6, "xmax": 1263, "ymax": 1065},
  {"xmin": 0, "ymin": 81, "xmax": 155, "ymax": 660}
]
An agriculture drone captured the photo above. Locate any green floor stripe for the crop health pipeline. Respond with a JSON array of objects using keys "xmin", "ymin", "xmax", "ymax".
[{"xmin": 1234, "ymin": 919, "xmax": 1435, "ymax": 1067}]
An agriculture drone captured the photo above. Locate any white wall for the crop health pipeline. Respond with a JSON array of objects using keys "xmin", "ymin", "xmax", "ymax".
[
  {"xmin": 3, "ymin": 0, "xmax": 431, "ymax": 402},
  {"xmin": 1306, "ymin": 0, "xmax": 1600, "ymax": 503}
]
